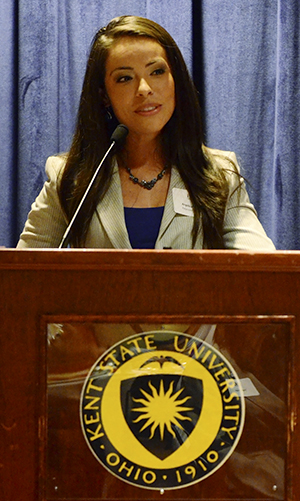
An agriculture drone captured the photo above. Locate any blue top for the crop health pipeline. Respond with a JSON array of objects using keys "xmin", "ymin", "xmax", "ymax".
[{"xmin": 124, "ymin": 206, "xmax": 164, "ymax": 249}]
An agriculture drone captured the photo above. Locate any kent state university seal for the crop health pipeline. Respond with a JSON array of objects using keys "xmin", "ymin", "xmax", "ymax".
[{"xmin": 80, "ymin": 330, "xmax": 245, "ymax": 490}]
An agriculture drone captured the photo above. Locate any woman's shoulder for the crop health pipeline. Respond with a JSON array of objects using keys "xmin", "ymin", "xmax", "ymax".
[
  {"xmin": 202, "ymin": 145, "xmax": 238, "ymax": 169},
  {"xmin": 202, "ymin": 146, "xmax": 243, "ymax": 195},
  {"xmin": 45, "ymin": 153, "xmax": 68, "ymax": 178}
]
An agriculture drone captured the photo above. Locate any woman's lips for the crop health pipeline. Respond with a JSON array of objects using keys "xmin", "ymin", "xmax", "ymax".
[{"xmin": 135, "ymin": 104, "xmax": 161, "ymax": 115}]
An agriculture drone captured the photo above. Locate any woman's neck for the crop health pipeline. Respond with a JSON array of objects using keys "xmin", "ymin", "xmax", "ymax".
[
  {"xmin": 121, "ymin": 133, "xmax": 163, "ymax": 169},
  {"xmin": 117, "ymin": 133, "xmax": 170, "ymax": 209}
]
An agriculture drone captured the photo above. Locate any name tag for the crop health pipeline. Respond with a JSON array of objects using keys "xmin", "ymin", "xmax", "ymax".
[{"xmin": 172, "ymin": 188, "xmax": 193, "ymax": 216}]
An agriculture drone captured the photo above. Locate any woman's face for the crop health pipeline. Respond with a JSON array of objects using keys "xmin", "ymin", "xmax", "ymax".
[{"xmin": 104, "ymin": 37, "xmax": 175, "ymax": 141}]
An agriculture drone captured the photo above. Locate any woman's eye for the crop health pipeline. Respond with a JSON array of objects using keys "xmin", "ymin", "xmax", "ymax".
[
  {"xmin": 152, "ymin": 68, "xmax": 166, "ymax": 76},
  {"xmin": 116, "ymin": 75, "xmax": 132, "ymax": 83}
]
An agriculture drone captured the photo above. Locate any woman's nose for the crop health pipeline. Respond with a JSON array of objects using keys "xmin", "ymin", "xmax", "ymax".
[{"xmin": 137, "ymin": 78, "xmax": 153, "ymax": 96}]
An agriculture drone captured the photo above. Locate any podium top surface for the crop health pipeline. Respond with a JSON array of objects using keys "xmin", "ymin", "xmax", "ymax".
[{"xmin": 1, "ymin": 248, "xmax": 300, "ymax": 272}]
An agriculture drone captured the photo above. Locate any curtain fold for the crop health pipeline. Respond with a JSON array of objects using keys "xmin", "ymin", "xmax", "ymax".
[
  {"xmin": 199, "ymin": 0, "xmax": 300, "ymax": 249},
  {"xmin": 271, "ymin": 0, "xmax": 300, "ymax": 248},
  {"xmin": 0, "ymin": 0, "xmax": 18, "ymax": 247}
]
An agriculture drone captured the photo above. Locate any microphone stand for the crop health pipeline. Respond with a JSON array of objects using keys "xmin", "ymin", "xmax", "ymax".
[{"xmin": 59, "ymin": 124, "xmax": 128, "ymax": 248}]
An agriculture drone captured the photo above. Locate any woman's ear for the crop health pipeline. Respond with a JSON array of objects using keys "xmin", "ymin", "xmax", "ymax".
[
  {"xmin": 103, "ymin": 91, "xmax": 111, "ymax": 108},
  {"xmin": 99, "ymin": 87, "xmax": 110, "ymax": 107}
]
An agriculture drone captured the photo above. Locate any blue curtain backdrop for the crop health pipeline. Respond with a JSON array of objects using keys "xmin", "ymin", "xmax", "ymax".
[
  {"xmin": 0, "ymin": 0, "xmax": 299, "ymax": 249},
  {"xmin": 195, "ymin": 0, "xmax": 300, "ymax": 250}
]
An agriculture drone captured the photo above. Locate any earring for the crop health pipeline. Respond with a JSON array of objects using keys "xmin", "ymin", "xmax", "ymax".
[{"xmin": 105, "ymin": 106, "xmax": 113, "ymax": 120}]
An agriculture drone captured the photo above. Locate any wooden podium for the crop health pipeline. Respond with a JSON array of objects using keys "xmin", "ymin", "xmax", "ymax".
[{"xmin": 0, "ymin": 249, "xmax": 299, "ymax": 501}]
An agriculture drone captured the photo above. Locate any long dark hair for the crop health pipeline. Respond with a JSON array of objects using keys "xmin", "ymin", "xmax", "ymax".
[{"xmin": 58, "ymin": 15, "xmax": 230, "ymax": 248}]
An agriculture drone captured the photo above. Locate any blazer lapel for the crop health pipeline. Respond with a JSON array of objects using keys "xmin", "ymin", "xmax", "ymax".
[
  {"xmin": 96, "ymin": 162, "xmax": 131, "ymax": 249},
  {"xmin": 158, "ymin": 167, "xmax": 187, "ymax": 238}
]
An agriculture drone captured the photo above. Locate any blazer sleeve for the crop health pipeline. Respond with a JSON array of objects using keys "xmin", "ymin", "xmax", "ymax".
[
  {"xmin": 222, "ymin": 152, "xmax": 275, "ymax": 250},
  {"xmin": 17, "ymin": 156, "xmax": 68, "ymax": 248}
]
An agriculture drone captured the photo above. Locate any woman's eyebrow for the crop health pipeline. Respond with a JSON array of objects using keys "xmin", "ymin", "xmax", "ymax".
[
  {"xmin": 110, "ymin": 66, "xmax": 133, "ymax": 76},
  {"xmin": 110, "ymin": 58, "xmax": 166, "ymax": 76},
  {"xmin": 146, "ymin": 58, "xmax": 167, "ymax": 67}
]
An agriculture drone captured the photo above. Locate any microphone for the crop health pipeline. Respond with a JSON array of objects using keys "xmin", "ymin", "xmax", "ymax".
[{"xmin": 59, "ymin": 124, "xmax": 128, "ymax": 248}]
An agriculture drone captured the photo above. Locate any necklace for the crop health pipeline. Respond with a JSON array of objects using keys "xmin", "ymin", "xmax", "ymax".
[{"xmin": 125, "ymin": 165, "xmax": 167, "ymax": 190}]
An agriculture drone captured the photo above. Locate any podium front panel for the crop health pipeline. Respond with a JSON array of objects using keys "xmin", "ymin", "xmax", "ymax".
[
  {"xmin": 45, "ymin": 318, "xmax": 289, "ymax": 500},
  {"xmin": 0, "ymin": 249, "xmax": 299, "ymax": 501}
]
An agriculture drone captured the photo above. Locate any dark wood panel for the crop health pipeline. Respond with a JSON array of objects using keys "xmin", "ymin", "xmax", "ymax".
[
  {"xmin": 45, "ymin": 320, "xmax": 289, "ymax": 500},
  {"xmin": 0, "ymin": 249, "xmax": 299, "ymax": 500}
]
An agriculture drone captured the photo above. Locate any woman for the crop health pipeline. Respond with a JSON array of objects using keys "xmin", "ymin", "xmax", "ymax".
[{"xmin": 17, "ymin": 15, "xmax": 275, "ymax": 250}]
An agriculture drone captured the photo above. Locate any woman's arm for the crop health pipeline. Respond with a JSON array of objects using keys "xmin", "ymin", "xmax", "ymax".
[
  {"xmin": 222, "ymin": 152, "xmax": 275, "ymax": 250},
  {"xmin": 17, "ymin": 156, "xmax": 68, "ymax": 248}
]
